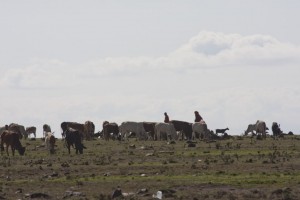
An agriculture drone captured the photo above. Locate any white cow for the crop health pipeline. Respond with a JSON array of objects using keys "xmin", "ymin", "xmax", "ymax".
[
  {"xmin": 25, "ymin": 126, "xmax": 36, "ymax": 139},
  {"xmin": 192, "ymin": 121, "xmax": 211, "ymax": 140},
  {"xmin": 255, "ymin": 120, "xmax": 267, "ymax": 139},
  {"xmin": 244, "ymin": 120, "xmax": 267, "ymax": 139},
  {"xmin": 244, "ymin": 124, "xmax": 256, "ymax": 135},
  {"xmin": 119, "ymin": 121, "xmax": 147, "ymax": 140},
  {"xmin": 45, "ymin": 132, "xmax": 56, "ymax": 154},
  {"xmin": 154, "ymin": 123, "xmax": 177, "ymax": 141}
]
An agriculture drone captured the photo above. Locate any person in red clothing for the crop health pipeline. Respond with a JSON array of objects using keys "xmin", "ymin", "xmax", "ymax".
[
  {"xmin": 194, "ymin": 111, "xmax": 203, "ymax": 122},
  {"xmin": 164, "ymin": 112, "xmax": 170, "ymax": 123}
]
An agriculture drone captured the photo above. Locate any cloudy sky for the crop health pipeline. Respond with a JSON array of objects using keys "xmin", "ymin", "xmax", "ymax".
[{"xmin": 1, "ymin": 1, "xmax": 300, "ymax": 137}]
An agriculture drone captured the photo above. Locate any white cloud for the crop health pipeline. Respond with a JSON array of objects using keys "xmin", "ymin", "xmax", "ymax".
[
  {"xmin": 2, "ymin": 31, "xmax": 300, "ymax": 89},
  {"xmin": 1, "ymin": 31, "xmax": 300, "ymax": 137},
  {"xmin": 172, "ymin": 31, "xmax": 300, "ymax": 69}
]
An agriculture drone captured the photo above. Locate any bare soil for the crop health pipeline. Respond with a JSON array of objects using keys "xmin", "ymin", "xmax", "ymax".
[{"xmin": 0, "ymin": 135, "xmax": 300, "ymax": 199}]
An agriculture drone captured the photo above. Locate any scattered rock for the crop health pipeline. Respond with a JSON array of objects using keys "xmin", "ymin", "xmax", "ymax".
[
  {"xmin": 50, "ymin": 172, "xmax": 58, "ymax": 177},
  {"xmin": 61, "ymin": 162, "xmax": 69, "ymax": 168},
  {"xmin": 6, "ymin": 176, "xmax": 11, "ymax": 181},
  {"xmin": 146, "ymin": 153, "xmax": 154, "ymax": 157},
  {"xmin": 167, "ymin": 141, "xmax": 176, "ymax": 145},
  {"xmin": 270, "ymin": 188, "xmax": 283, "ymax": 199},
  {"xmin": 152, "ymin": 191, "xmax": 162, "ymax": 199},
  {"xmin": 15, "ymin": 188, "xmax": 23, "ymax": 194},
  {"xmin": 104, "ymin": 172, "xmax": 111, "ymax": 176},
  {"xmin": 63, "ymin": 191, "xmax": 85, "ymax": 199},
  {"xmin": 25, "ymin": 192, "xmax": 51, "ymax": 199},
  {"xmin": 34, "ymin": 159, "xmax": 44, "ymax": 165},
  {"xmin": 137, "ymin": 188, "xmax": 148, "ymax": 194},
  {"xmin": 122, "ymin": 192, "xmax": 135, "ymax": 197},
  {"xmin": 188, "ymin": 143, "xmax": 196, "ymax": 147},
  {"xmin": 160, "ymin": 189, "xmax": 176, "ymax": 198},
  {"xmin": 158, "ymin": 151, "xmax": 174, "ymax": 154},
  {"xmin": 129, "ymin": 144, "xmax": 136, "ymax": 149},
  {"xmin": 186, "ymin": 140, "xmax": 196, "ymax": 144},
  {"xmin": 140, "ymin": 145, "xmax": 154, "ymax": 150}
]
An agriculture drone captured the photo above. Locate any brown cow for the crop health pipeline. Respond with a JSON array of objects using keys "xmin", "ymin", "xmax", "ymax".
[
  {"xmin": 102, "ymin": 121, "xmax": 120, "ymax": 140},
  {"xmin": 0, "ymin": 125, "xmax": 8, "ymax": 135},
  {"xmin": 1, "ymin": 130, "xmax": 26, "ymax": 156},
  {"xmin": 25, "ymin": 126, "xmax": 36, "ymax": 139},
  {"xmin": 8, "ymin": 123, "xmax": 26, "ymax": 139},
  {"xmin": 143, "ymin": 122, "xmax": 156, "ymax": 140},
  {"xmin": 84, "ymin": 121, "xmax": 95, "ymax": 140}
]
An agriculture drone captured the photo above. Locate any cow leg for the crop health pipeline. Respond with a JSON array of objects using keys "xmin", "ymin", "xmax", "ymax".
[
  {"xmin": 0, "ymin": 142, "xmax": 4, "ymax": 155},
  {"xmin": 67, "ymin": 144, "xmax": 71, "ymax": 154},
  {"xmin": 11, "ymin": 147, "xmax": 16, "ymax": 156},
  {"xmin": 6, "ymin": 145, "xmax": 10, "ymax": 156},
  {"xmin": 181, "ymin": 131, "xmax": 185, "ymax": 140}
]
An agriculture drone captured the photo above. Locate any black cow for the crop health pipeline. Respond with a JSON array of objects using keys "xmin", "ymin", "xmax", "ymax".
[
  {"xmin": 65, "ymin": 128, "xmax": 86, "ymax": 154},
  {"xmin": 61, "ymin": 122, "xmax": 84, "ymax": 138},
  {"xmin": 170, "ymin": 120, "xmax": 193, "ymax": 140},
  {"xmin": 143, "ymin": 122, "xmax": 156, "ymax": 140},
  {"xmin": 272, "ymin": 122, "xmax": 282, "ymax": 137}
]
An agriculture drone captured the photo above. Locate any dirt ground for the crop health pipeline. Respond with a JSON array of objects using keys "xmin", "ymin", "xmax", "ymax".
[{"xmin": 0, "ymin": 135, "xmax": 300, "ymax": 199}]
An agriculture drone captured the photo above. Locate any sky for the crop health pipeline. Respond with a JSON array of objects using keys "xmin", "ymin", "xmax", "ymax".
[{"xmin": 1, "ymin": 1, "xmax": 300, "ymax": 137}]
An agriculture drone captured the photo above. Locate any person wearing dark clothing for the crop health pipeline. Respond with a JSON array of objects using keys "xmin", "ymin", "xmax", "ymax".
[
  {"xmin": 164, "ymin": 112, "xmax": 170, "ymax": 123},
  {"xmin": 194, "ymin": 111, "xmax": 203, "ymax": 122}
]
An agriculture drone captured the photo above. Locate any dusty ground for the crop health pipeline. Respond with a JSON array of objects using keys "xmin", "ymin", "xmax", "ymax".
[{"xmin": 0, "ymin": 135, "xmax": 300, "ymax": 199}]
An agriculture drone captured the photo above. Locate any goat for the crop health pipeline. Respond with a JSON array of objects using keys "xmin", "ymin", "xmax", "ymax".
[{"xmin": 215, "ymin": 128, "xmax": 229, "ymax": 135}]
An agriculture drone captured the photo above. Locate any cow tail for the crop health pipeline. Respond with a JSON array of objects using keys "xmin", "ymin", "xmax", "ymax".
[{"xmin": 0, "ymin": 133, "xmax": 5, "ymax": 151}]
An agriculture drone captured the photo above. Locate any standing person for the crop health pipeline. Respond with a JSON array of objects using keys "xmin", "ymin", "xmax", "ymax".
[
  {"xmin": 164, "ymin": 112, "xmax": 170, "ymax": 123},
  {"xmin": 194, "ymin": 111, "xmax": 203, "ymax": 122}
]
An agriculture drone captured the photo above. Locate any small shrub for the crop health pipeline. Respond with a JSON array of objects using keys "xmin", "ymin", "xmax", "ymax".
[
  {"xmin": 215, "ymin": 143, "xmax": 221, "ymax": 149},
  {"xmin": 204, "ymin": 158, "xmax": 210, "ymax": 165},
  {"xmin": 191, "ymin": 163, "xmax": 197, "ymax": 169}
]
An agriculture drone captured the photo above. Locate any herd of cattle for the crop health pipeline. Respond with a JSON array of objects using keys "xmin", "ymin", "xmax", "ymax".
[{"xmin": 0, "ymin": 119, "xmax": 288, "ymax": 156}]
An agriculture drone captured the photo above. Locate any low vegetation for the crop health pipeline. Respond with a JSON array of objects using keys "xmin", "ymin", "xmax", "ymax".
[{"xmin": 0, "ymin": 135, "xmax": 300, "ymax": 199}]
